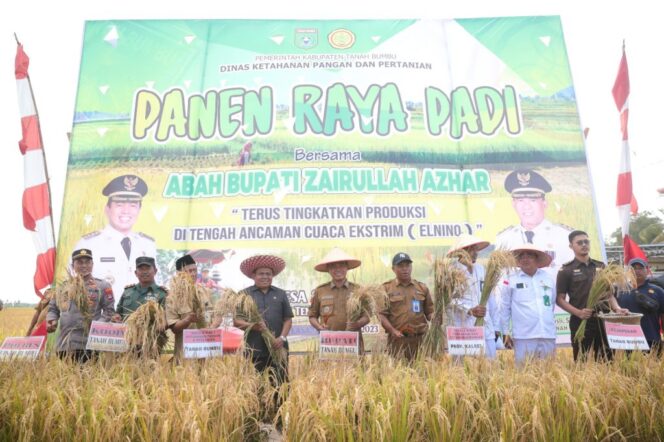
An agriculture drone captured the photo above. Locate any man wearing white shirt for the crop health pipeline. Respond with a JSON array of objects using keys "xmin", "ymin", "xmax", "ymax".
[
  {"xmin": 75, "ymin": 175, "xmax": 157, "ymax": 302},
  {"xmin": 447, "ymin": 234, "xmax": 498, "ymax": 358},
  {"xmin": 495, "ymin": 169, "xmax": 573, "ymax": 271},
  {"xmin": 499, "ymin": 244, "xmax": 557, "ymax": 363}
]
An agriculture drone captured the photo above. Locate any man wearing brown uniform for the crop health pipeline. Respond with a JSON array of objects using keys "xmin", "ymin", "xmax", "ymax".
[
  {"xmin": 309, "ymin": 248, "xmax": 370, "ymax": 354},
  {"xmin": 556, "ymin": 230, "xmax": 627, "ymax": 361},
  {"xmin": 378, "ymin": 252, "xmax": 433, "ymax": 361}
]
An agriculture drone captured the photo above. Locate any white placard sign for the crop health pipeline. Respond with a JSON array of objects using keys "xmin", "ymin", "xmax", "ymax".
[
  {"xmin": 604, "ymin": 322, "xmax": 649, "ymax": 351},
  {"xmin": 0, "ymin": 336, "xmax": 45, "ymax": 360},
  {"xmin": 86, "ymin": 321, "xmax": 129, "ymax": 352},
  {"xmin": 446, "ymin": 326, "xmax": 485, "ymax": 356},
  {"xmin": 319, "ymin": 330, "xmax": 359, "ymax": 359},
  {"xmin": 184, "ymin": 328, "xmax": 223, "ymax": 359}
]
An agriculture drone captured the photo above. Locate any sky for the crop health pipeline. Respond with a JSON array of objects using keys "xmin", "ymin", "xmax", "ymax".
[{"xmin": 1, "ymin": 0, "xmax": 662, "ymax": 303}]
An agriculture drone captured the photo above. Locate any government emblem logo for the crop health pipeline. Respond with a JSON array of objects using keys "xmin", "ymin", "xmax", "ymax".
[
  {"xmin": 328, "ymin": 29, "xmax": 355, "ymax": 49},
  {"xmin": 123, "ymin": 175, "xmax": 138, "ymax": 191},
  {"xmin": 517, "ymin": 172, "xmax": 530, "ymax": 186},
  {"xmin": 295, "ymin": 28, "xmax": 318, "ymax": 49}
]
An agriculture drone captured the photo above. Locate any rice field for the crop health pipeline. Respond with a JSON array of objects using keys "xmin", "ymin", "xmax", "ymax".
[{"xmin": 2, "ymin": 330, "xmax": 664, "ymax": 442}]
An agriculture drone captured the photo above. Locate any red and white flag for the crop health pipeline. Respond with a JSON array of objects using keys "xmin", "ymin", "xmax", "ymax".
[
  {"xmin": 15, "ymin": 42, "xmax": 56, "ymax": 297},
  {"xmin": 612, "ymin": 45, "xmax": 645, "ymax": 264}
]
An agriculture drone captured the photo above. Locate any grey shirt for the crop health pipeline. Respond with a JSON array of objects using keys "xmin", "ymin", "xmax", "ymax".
[
  {"xmin": 240, "ymin": 285, "xmax": 294, "ymax": 358},
  {"xmin": 46, "ymin": 277, "xmax": 116, "ymax": 351}
]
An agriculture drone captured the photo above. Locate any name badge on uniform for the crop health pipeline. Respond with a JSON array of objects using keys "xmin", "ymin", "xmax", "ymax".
[
  {"xmin": 516, "ymin": 282, "xmax": 527, "ymax": 289},
  {"xmin": 412, "ymin": 299, "xmax": 421, "ymax": 313}
]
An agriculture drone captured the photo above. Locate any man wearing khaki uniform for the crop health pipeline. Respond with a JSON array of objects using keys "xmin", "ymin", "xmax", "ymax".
[
  {"xmin": 309, "ymin": 248, "xmax": 370, "ymax": 354},
  {"xmin": 166, "ymin": 254, "xmax": 209, "ymax": 362},
  {"xmin": 378, "ymin": 252, "xmax": 433, "ymax": 361}
]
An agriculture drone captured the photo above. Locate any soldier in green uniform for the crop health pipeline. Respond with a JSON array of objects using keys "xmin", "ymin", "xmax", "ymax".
[
  {"xmin": 113, "ymin": 256, "xmax": 167, "ymax": 321},
  {"xmin": 112, "ymin": 256, "xmax": 167, "ymax": 356}
]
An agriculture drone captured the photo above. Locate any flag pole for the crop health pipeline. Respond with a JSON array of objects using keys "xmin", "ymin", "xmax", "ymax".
[{"xmin": 14, "ymin": 34, "xmax": 57, "ymax": 288}]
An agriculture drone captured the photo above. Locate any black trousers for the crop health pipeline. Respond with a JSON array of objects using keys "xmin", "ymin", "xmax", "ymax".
[
  {"xmin": 570, "ymin": 318, "xmax": 613, "ymax": 362},
  {"xmin": 57, "ymin": 349, "xmax": 96, "ymax": 363}
]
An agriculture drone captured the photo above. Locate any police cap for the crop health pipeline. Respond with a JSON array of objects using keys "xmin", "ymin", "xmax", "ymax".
[
  {"xmin": 72, "ymin": 248, "xmax": 93, "ymax": 261},
  {"xmin": 103, "ymin": 175, "xmax": 148, "ymax": 202},
  {"xmin": 504, "ymin": 169, "xmax": 551, "ymax": 198},
  {"xmin": 392, "ymin": 252, "xmax": 412, "ymax": 266},
  {"xmin": 136, "ymin": 256, "xmax": 156, "ymax": 268}
]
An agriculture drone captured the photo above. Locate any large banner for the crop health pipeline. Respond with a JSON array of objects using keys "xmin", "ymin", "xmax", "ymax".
[{"xmin": 58, "ymin": 18, "xmax": 601, "ymax": 350}]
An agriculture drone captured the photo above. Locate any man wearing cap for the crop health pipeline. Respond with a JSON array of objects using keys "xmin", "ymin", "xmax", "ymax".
[
  {"xmin": 46, "ymin": 249, "xmax": 116, "ymax": 362},
  {"xmin": 113, "ymin": 257, "xmax": 168, "ymax": 322},
  {"xmin": 495, "ymin": 169, "xmax": 573, "ymax": 271},
  {"xmin": 75, "ymin": 174, "xmax": 157, "ymax": 304},
  {"xmin": 378, "ymin": 252, "xmax": 433, "ymax": 361},
  {"xmin": 309, "ymin": 248, "xmax": 370, "ymax": 353},
  {"xmin": 616, "ymin": 258, "xmax": 664, "ymax": 355},
  {"xmin": 556, "ymin": 230, "xmax": 627, "ymax": 361},
  {"xmin": 235, "ymin": 255, "xmax": 293, "ymax": 392},
  {"xmin": 166, "ymin": 254, "xmax": 211, "ymax": 361},
  {"xmin": 498, "ymin": 245, "xmax": 557, "ymax": 363},
  {"xmin": 447, "ymin": 234, "xmax": 500, "ymax": 358}
]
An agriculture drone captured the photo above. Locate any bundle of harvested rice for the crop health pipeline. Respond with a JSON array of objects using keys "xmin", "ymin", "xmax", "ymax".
[
  {"xmin": 574, "ymin": 264, "xmax": 633, "ymax": 343},
  {"xmin": 211, "ymin": 288, "xmax": 242, "ymax": 326},
  {"xmin": 346, "ymin": 284, "xmax": 383, "ymax": 326},
  {"xmin": 170, "ymin": 271, "xmax": 207, "ymax": 328},
  {"xmin": 421, "ymin": 257, "xmax": 469, "ymax": 357},
  {"xmin": 124, "ymin": 300, "xmax": 167, "ymax": 357},
  {"xmin": 475, "ymin": 249, "xmax": 516, "ymax": 327},
  {"xmin": 56, "ymin": 274, "xmax": 92, "ymax": 329},
  {"xmin": 236, "ymin": 291, "xmax": 287, "ymax": 367}
]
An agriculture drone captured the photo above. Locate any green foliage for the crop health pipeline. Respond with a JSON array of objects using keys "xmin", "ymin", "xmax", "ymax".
[{"xmin": 608, "ymin": 210, "xmax": 664, "ymax": 245}]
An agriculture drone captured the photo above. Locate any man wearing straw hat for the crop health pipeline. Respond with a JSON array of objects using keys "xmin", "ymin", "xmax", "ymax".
[
  {"xmin": 235, "ymin": 254, "xmax": 293, "ymax": 382},
  {"xmin": 309, "ymin": 247, "xmax": 370, "ymax": 353},
  {"xmin": 616, "ymin": 258, "xmax": 664, "ymax": 355},
  {"xmin": 378, "ymin": 252, "xmax": 434, "ymax": 361},
  {"xmin": 447, "ymin": 234, "xmax": 500, "ymax": 358},
  {"xmin": 498, "ymin": 244, "xmax": 557, "ymax": 363}
]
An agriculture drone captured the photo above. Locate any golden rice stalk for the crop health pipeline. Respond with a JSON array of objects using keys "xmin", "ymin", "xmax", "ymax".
[
  {"xmin": 448, "ymin": 248, "xmax": 473, "ymax": 270},
  {"xmin": 236, "ymin": 291, "xmax": 287, "ymax": 367},
  {"xmin": 346, "ymin": 284, "xmax": 383, "ymax": 324},
  {"xmin": 211, "ymin": 288, "xmax": 242, "ymax": 325},
  {"xmin": 124, "ymin": 300, "xmax": 167, "ymax": 358},
  {"xmin": 56, "ymin": 274, "xmax": 92, "ymax": 329},
  {"xmin": 170, "ymin": 272, "xmax": 207, "ymax": 328},
  {"xmin": 574, "ymin": 264, "xmax": 634, "ymax": 343},
  {"xmin": 475, "ymin": 249, "xmax": 516, "ymax": 327},
  {"xmin": 422, "ymin": 257, "xmax": 468, "ymax": 357}
]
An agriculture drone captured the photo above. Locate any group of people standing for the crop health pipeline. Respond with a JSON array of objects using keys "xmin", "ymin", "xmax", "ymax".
[{"xmin": 35, "ymin": 227, "xmax": 664, "ymax": 370}]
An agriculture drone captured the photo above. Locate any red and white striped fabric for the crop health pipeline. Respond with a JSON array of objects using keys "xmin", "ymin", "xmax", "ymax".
[
  {"xmin": 611, "ymin": 46, "xmax": 645, "ymax": 264},
  {"xmin": 15, "ymin": 43, "xmax": 55, "ymax": 297}
]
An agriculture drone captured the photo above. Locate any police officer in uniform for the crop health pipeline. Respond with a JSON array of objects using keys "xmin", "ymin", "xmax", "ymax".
[
  {"xmin": 378, "ymin": 252, "xmax": 433, "ymax": 361},
  {"xmin": 75, "ymin": 175, "xmax": 157, "ymax": 304},
  {"xmin": 46, "ymin": 249, "xmax": 116, "ymax": 362},
  {"xmin": 309, "ymin": 248, "xmax": 370, "ymax": 354},
  {"xmin": 495, "ymin": 169, "xmax": 573, "ymax": 271},
  {"xmin": 113, "ymin": 256, "xmax": 167, "ymax": 321}
]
